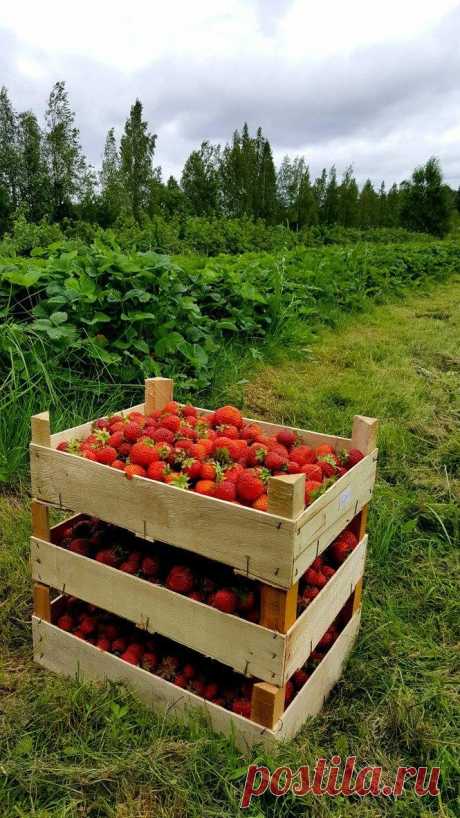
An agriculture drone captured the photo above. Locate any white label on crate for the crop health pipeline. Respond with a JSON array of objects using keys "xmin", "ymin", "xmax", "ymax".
[{"xmin": 339, "ymin": 486, "xmax": 353, "ymax": 510}]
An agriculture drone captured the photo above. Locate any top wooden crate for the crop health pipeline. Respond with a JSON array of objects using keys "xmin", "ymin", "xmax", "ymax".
[{"xmin": 30, "ymin": 378, "xmax": 378, "ymax": 590}]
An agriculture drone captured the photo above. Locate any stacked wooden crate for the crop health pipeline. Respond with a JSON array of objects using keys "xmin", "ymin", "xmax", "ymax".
[{"xmin": 30, "ymin": 377, "xmax": 378, "ymax": 749}]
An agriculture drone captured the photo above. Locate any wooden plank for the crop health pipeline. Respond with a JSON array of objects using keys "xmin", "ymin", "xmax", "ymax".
[
  {"xmin": 33, "ymin": 583, "xmax": 51, "ymax": 621},
  {"xmin": 144, "ymin": 378, "xmax": 174, "ymax": 415},
  {"xmin": 30, "ymin": 444, "xmax": 295, "ymax": 587},
  {"xmin": 250, "ymin": 682, "xmax": 285, "ymax": 728},
  {"xmin": 260, "ymin": 583, "xmax": 298, "ymax": 634},
  {"xmin": 267, "ymin": 474, "xmax": 305, "ymax": 519},
  {"xmin": 291, "ymin": 466, "xmax": 375, "ymax": 583},
  {"xmin": 352, "ymin": 415, "xmax": 379, "ymax": 455},
  {"xmin": 31, "ymin": 500, "xmax": 49, "ymax": 540},
  {"xmin": 31, "ymin": 411, "xmax": 50, "ymax": 447},
  {"xmin": 294, "ymin": 451, "xmax": 377, "ymax": 557},
  {"xmin": 278, "ymin": 609, "xmax": 361, "ymax": 740},
  {"xmin": 30, "ymin": 536, "xmax": 286, "ymax": 684},
  {"xmin": 32, "ymin": 615, "xmax": 279, "ymax": 752},
  {"xmin": 352, "ymin": 578, "xmax": 363, "ymax": 614},
  {"xmin": 284, "ymin": 536, "xmax": 367, "ymax": 681}
]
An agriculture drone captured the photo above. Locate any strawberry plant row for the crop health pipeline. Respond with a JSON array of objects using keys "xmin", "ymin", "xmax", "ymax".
[
  {"xmin": 31, "ymin": 512, "xmax": 367, "ymax": 686},
  {"xmin": 32, "ymin": 593, "xmax": 362, "ymax": 750}
]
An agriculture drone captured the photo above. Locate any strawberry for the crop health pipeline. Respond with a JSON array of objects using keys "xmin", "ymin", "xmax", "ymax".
[
  {"xmin": 329, "ymin": 540, "xmax": 351, "ymax": 564},
  {"xmin": 204, "ymin": 682, "xmax": 220, "ymax": 700},
  {"xmin": 182, "ymin": 663, "xmax": 196, "ymax": 680},
  {"xmin": 130, "ymin": 439, "xmax": 159, "ymax": 467},
  {"xmin": 94, "ymin": 418, "xmax": 110, "ymax": 431},
  {"xmin": 174, "ymin": 438, "xmax": 194, "ymax": 454},
  {"xmin": 189, "ymin": 678, "xmax": 206, "ymax": 696},
  {"xmin": 182, "ymin": 404, "xmax": 198, "ymax": 417},
  {"xmin": 57, "ymin": 614, "xmax": 74, "ymax": 631},
  {"xmin": 112, "ymin": 637, "xmax": 128, "ymax": 654},
  {"xmin": 124, "ymin": 464, "xmax": 146, "ymax": 479},
  {"xmin": 188, "ymin": 590, "xmax": 205, "ymax": 602},
  {"xmin": 158, "ymin": 655, "xmax": 180, "ymax": 681},
  {"xmin": 214, "ymin": 405, "xmax": 243, "ymax": 429},
  {"xmin": 265, "ymin": 451, "xmax": 288, "ymax": 471},
  {"xmin": 173, "ymin": 673, "xmax": 187, "ymax": 688},
  {"xmin": 200, "ymin": 462, "xmax": 217, "ymax": 481},
  {"xmin": 224, "ymin": 463, "xmax": 245, "ymax": 483},
  {"xmin": 108, "ymin": 430, "xmax": 124, "ymax": 449},
  {"xmin": 183, "ymin": 458, "xmax": 202, "ymax": 480},
  {"xmin": 317, "ymin": 454, "xmax": 338, "ymax": 478},
  {"xmin": 247, "ymin": 443, "xmax": 268, "ymax": 466},
  {"xmin": 161, "ymin": 414, "xmax": 182, "ymax": 433},
  {"xmin": 301, "ymin": 463, "xmax": 323, "ymax": 482},
  {"xmin": 276, "ymin": 428, "xmax": 297, "ymax": 448},
  {"xmin": 346, "ymin": 448, "xmax": 364, "ymax": 468},
  {"xmin": 103, "ymin": 624, "xmax": 119, "ymax": 641},
  {"xmin": 302, "ymin": 586, "xmax": 320, "ymax": 603},
  {"xmin": 151, "ymin": 427, "xmax": 175, "ymax": 445},
  {"xmin": 236, "ymin": 469, "xmax": 265, "ymax": 503},
  {"xmin": 141, "ymin": 555, "xmax": 160, "ymax": 578},
  {"xmin": 316, "ymin": 443, "xmax": 335, "ymax": 457},
  {"xmin": 112, "ymin": 459, "xmax": 126, "ymax": 470},
  {"xmin": 121, "ymin": 648, "xmax": 140, "ymax": 665},
  {"xmin": 57, "ymin": 441, "xmax": 69, "ymax": 452},
  {"xmin": 195, "ymin": 480, "xmax": 216, "ymax": 496},
  {"xmin": 252, "ymin": 494, "xmax": 268, "ymax": 512},
  {"xmin": 286, "ymin": 460, "xmax": 302, "ymax": 474},
  {"xmin": 292, "ymin": 669, "xmax": 310, "ymax": 690},
  {"xmin": 212, "ymin": 588, "xmax": 238, "ymax": 614},
  {"xmin": 240, "ymin": 423, "xmax": 262, "ymax": 442},
  {"xmin": 318, "ymin": 627, "xmax": 338, "ymax": 650},
  {"xmin": 214, "ymin": 480, "xmax": 236, "ymax": 502},
  {"xmin": 127, "ymin": 411, "xmax": 145, "ymax": 424},
  {"xmin": 190, "ymin": 442, "xmax": 207, "ymax": 460},
  {"xmin": 119, "ymin": 560, "xmax": 138, "ymax": 574},
  {"xmin": 305, "ymin": 568, "xmax": 324, "ymax": 587},
  {"xmin": 163, "ymin": 400, "xmax": 180, "ymax": 415},
  {"xmin": 95, "ymin": 446, "xmax": 118, "ymax": 465},
  {"xmin": 147, "ymin": 461, "xmax": 169, "ymax": 481},
  {"xmin": 290, "ymin": 445, "xmax": 315, "ymax": 466},
  {"xmin": 118, "ymin": 442, "xmax": 132, "ymax": 457},
  {"xmin": 95, "ymin": 548, "xmax": 120, "ymax": 567},
  {"xmin": 311, "ymin": 556, "xmax": 324, "ymax": 571},
  {"xmin": 120, "ymin": 421, "xmax": 141, "ymax": 442},
  {"xmin": 285, "ymin": 679, "xmax": 295, "ymax": 705},
  {"xmin": 68, "ymin": 538, "xmax": 91, "ymax": 556},
  {"xmin": 79, "ymin": 616, "xmax": 96, "ymax": 636},
  {"xmin": 166, "ymin": 565, "xmax": 194, "ymax": 594},
  {"xmin": 96, "ymin": 637, "xmax": 111, "ymax": 651},
  {"xmin": 304, "ymin": 480, "xmax": 322, "ymax": 505},
  {"xmin": 339, "ymin": 530, "xmax": 358, "ymax": 549},
  {"xmin": 82, "ymin": 449, "xmax": 98, "ymax": 461},
  {"xmin": 232, "ymin": 699, "xmax": 251, "ymax": 718},
  {"xmin": 216, "ymin": 424, "xmax": 239, "ymax": 439},
  {"xmin": 322, "ymin": 565, "xmax": 336, "ymax": 579},
  {"xmin": 141, "ymin": 652, "xmax": 158, "ymax": 672}
]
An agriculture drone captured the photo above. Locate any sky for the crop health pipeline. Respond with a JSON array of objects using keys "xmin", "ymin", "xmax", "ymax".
[{"xmin": 1, "ymin": 0, "xmax": 459, "ymax": 189}]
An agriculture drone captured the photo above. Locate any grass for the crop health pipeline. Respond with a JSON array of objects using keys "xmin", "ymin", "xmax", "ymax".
[{"xmin": 0, "ymin": 278, "xmax": 459, "ymax": 817}]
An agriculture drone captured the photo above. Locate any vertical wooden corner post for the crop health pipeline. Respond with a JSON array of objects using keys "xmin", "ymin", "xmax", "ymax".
[
  {"xmin": 251, "ymin": 473, "xmax": 305, "ymax": 729},
  {"xmin": 144, "ymin": 378, "xmax": 174, "ymax": 415},
  {"xmin": 350, "ymin": 415, "xmax": 379, "ymax": 614},
  {"xmin": 31, "ymin": 411, "xmax": 52, "ymax": 622}
]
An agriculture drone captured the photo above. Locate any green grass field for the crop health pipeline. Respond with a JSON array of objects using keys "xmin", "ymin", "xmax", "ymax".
[{"xmin": 1, "ymin": 278, "xmax": 459, "ymax": 817}]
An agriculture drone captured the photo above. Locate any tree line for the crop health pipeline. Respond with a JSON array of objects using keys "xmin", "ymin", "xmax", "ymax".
[{"xmin": 0, "ymin": 82, "xmax": 457, "ymax": 238}]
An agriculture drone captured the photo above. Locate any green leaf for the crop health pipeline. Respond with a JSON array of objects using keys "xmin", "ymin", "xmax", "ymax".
[
  {"xmin": 80, "ymin": 312, "xmax": 112, "ymax": 326},
  {"xmin": 121, "ymin": 311, "xmax": 157, "ymax": 322},
  {"xmin": 154, "ymin": 332, "xmax": 185, "ymax": 356},
  {"xmin": 50, "ymin": 311, "xmax": 68, "ymax": 325}
]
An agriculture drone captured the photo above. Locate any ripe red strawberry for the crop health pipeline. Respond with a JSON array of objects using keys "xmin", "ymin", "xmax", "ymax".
[
  {"xmin": 57, "ymin": 614, "xmax": 73, "ymax": 631},
  {"xmin": 276, "ymin": 428, "xmax": 297, "ymax": 448},
  {"xmin": 322, "ymin": 565, "xmax": 336, "ymax": 579},
  {"xmin": 316, "ymin": 443, "xmax": 335, "ymax": 457},
  {"xmin": 183, "ymin": 458, "xmax": 202, "ymax": 480},
  {"xmin": 285, "ymin": 679, "xmax": 295, "ymax": 705},
  {"xmin": 112, "ymin": 459, "xmax": 126, "ymax": 470},
  {"xmin": 200, "ymin": 462, "xmax": 217, "ymax": 480},
  {"xmin": 189, "ymin": 678, "xmax": 206, "ymax": 696},
  {"xmin": 96, "ymin": 637, "xmax": 111, "ymax": 651},
  {"xmin": 329, "ymin": 540, "xmax": 351, "ymax": 564},
  {"xmin": 252, "ymin": 494, "xmax": 268, "ymax": 512},
  {"xmin": 195, "ymin": 479, "xmax": 216, "ymax": 496},
  {"xmin": 232, "ymin": 699, "xmax": 251, "ymax": 718},
  {"xmin": 346, "ymin": 448, "xmax": 364, "ymax": 467},
  {"xmin": 214, "ymin": 405, "xmax": 243, "ymax": 429},
  {"xmin": 147, "ymin": 460, "xmax": 169, "ymax": 481},
  {"xmin": 108, "ymin": 430, "xmax": 124, "ymax": 449},
  {"xmin": 56, "ymin": 441, "xmax": 69, "ymax": 452},
  {"xmin": 236, "ymin": 469, "xmax": 265, "ymax": 503},
  {"xmin": 103, "ymin": 623, "xmax": 119, "ymax": 641},
  {"xmin": 189, "ymin": 442, "xmax": 207, "ymax": 460},
  {"xmin": 130, "ymin": 439, "xmax": 159, "ymax": 467},
  {"xmin": 163, "ymin": 400, "xmax": 180, "ymax": 415},
  {"xmin": 216, "ymin": 423, "xmax": 239, "ymax": 439},
  {"xmin": 127, "ymin": 411, "xmax": 144, "ymax": 424},
  {"xmin": 318, "ymin": 627, "xmax": 338, "ymax": 650},
  {"xmin": 166, "ymin": 565, "xmax": 194, "ymax": 594},
  {"xmin": 95, "ymin": 548, "xmax": 120, "ymax": 567},
  {"xmin": 224, "ymin": 463, "xmax": 245, "ymax": 482},
  {"xmin": 112, "ymin": 637, "xmax": 128, "ymax": 654},
  {"xmin": 95, "ymin": 446, "xmax": 118, "ymax": 465},
  {"xmin": 188, "ymin": 590, "xmax": 204, "ymax": 602},
  {"xmin": 94, "ymin": 418, "xmax": 110, "ymax": 431},
  {"xmin": 290, "ymin": 445, "xmax": 315, "ymax": 466},
  {"xmin": 141, "ymin": 652, "xmax": 158, "ymax": 672},
  {"xmin": 311, "ymin": 556, "xmax": 324, "ymax": 571},
  {"xmin": 82, "ymin": 449, "xmax": 98, "ymax": 461},
  {"xmin": 301, "ymin": 463, "xmax": 323, "ymax": 482},
  {"xmin": 304, "ymin": 480, "xmax": 322, "ymax": 505},
  {"xmin": 173, "ymin": 672, "xmax": 187, "ymax": 688},
  {"xmin": 204, "ymin": 682, "xmax": 219, "ymax": 700},
  {"xmin": 79, "ymin": 616, "xmax": 96, "ymax": 636},
  {"xmin": 292, "ymin": 669, "xmax": 310, "ymax": 690},
  {"xmin": 340, "ymin": 530, "xmax": 358, "ymax": 548},
  {"xmin": 240, "ymin": 423, "xmax": 262, "ymax": 442},
  {"xmin": 238, "ymin": 589, "xmax": 256, "ymax": 613},
  {"xmin": 214, "ymin": 479, "xmax": 236, "ymax": 502},
  {"xmin": 118, "ymin": 442, "xmax": 132, "ymax": 457},
  {"xmin": 212, "ymin": 588, "xmax": 238, "ymax": 614},
  {"xmin": 141, "ymin": 555, "xmax": 160, "ymax": 578},
  {"xmin": 124, "ymin": 464, "xmax": 146, "ymax": 479},
  {"xmin": 303, "ymin": 586, "xmax": 320, "ymax": 603},
  {"xmin": 124, "ymin": 422, "xmax": 143, "ymax": 442},
  {"xmin": 151, "ymin": 427, "xmax": 175, "ymax": 445},
  {"xmin": 161, "ymin": 414, "xmax": 182, "ymax": 433},
  {"xmin": 182, "ymin": 663, "xmax": 196, "ymax": 680},
  {"xmin": 68, "ymin": 538, "xmax": 90, "ymax": 556},
  {"xmin": 265, "ymin": 451, "xmax": 288, "ymax": 472},
  {"xmin": 305, "ymin": 568, "xmax": 324, "ymax": 587},
  {"xmin": 286, "ymin": 460, "xmax": 302, "ymax": 474},
  {"xmin": 164, "ymin": 472, "xmax": 189, "ymax": 489},
  {"xmin": 121, "ymin": 648, "xmax": 140, "ymax": 665},
  {"xmin": 317, "ymin": 454, "xmax": 338, "ymax": 478},
  {"xmin": 247, "ymin": 443, "xmax": 268, "ymax": 466},
  {"xmin": 119, "ymin": 559, "xmax": 138, "ymax": 574},
  {"xmin": 182, "ymin": 403, "xmax": 198, "ymax": 418}
]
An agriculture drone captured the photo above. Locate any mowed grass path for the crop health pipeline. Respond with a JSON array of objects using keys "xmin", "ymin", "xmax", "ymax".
[{"xmin": 1, "ymin": 279, "xmax": 459, "ymax": 818}]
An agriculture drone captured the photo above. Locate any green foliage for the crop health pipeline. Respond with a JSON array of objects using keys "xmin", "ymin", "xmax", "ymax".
[
  {"xmin": 45, "ymin": 81, "xmax": 88, "ymax": 220},
  {"xmin": 120, "ymin": 99, "xmax": 157, "ymax": 221},
  {"xmin": 400, "ymin": 157, "xmax": 452, "ymax": 237}
]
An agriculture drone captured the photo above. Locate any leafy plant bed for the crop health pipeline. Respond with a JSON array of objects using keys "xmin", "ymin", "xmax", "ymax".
[
  {"xmin": 32, "ymin": 594, "xmax": 361, "ymax": 750},
  {"xmin": 31, "ymin": 378, "xmax": 378, "ymax": 588},
  {"xmin": 31, "ymin": 513, "xmax": 367, "ymax": 685}
]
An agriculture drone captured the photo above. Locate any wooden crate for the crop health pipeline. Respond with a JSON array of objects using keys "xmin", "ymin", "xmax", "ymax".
[
  {"xmin": 30, "ymin": 378, "xmax": 378, "ymax": 589},
  {"xmin": 30, "ymin": 512, "xmax": 367, "ymax": 686},
  {"xmin": 32, "ymin": 597, "xmax": 362, "ymax": 751}
]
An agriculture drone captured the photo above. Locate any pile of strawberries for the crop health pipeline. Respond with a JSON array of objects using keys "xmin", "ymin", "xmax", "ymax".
[
  {"xmin": 56, "ymin": 403, "xmax": 364, "ymax": 510},
  {"xmin": 58, "ymin": 516, "xmax": 259, "ymax": 620},
  {"xmin": 55, "ymin": 596, "xmax": 348, "ymax": 716},
  {"xmin": 297, "ymin": 527, "xmax": 359, "ymax": 613}
]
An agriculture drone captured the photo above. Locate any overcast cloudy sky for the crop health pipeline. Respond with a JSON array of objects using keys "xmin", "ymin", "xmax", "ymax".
[{"xmin": 1, "ymin": 0, "xmax": 459, "ymax": 188}]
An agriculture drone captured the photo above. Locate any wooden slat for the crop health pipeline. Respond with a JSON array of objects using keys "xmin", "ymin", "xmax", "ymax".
[
  {"xmin": 250, "ymin": 682, "xmax": 285, "ymax": 728},
  {"xmin": 30, "ymin": 536, "xmax": 286, "ymax": 684},
  {"xmin": 352, "ymin": 578, "xmax": 363, "ymax": 614},
  {"xmin": 260, "ymin": 583, "xmax": 298, "ymax": 634},
  {"xmin": 352, "ymin": 415, "xmax": 379, "ymax": 455},
  {"xmin": 33, "ymin": 583, "xmax": 51, "ymax": 621},
  {"xmin": 284, "ymin": 536, "xmax": 367, "ymax": 681},
  {"xmin": 277, "ymin": 610, "xmax": 361, "ymax": 740},
  {"xmin": 32, "ymin": 615, "xmax": 279, "ymax": 752},
  {"xmin": 144, "ymin": 378, "xmax": 174, "ymax": 415},
  {"xmin": 267, "ymin": 474, "xmax": 305, "ymax": 519},
  {"xmin": 31, "ymin": 500, "xmax": 49, "ymax": 540},
  {"xmin": 30, "ymin": 444, "xmax": 296, "ymax": 587},
  {"xmin": 31, "ymin": 411, "xmax": 50, "ymax": 447}
]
